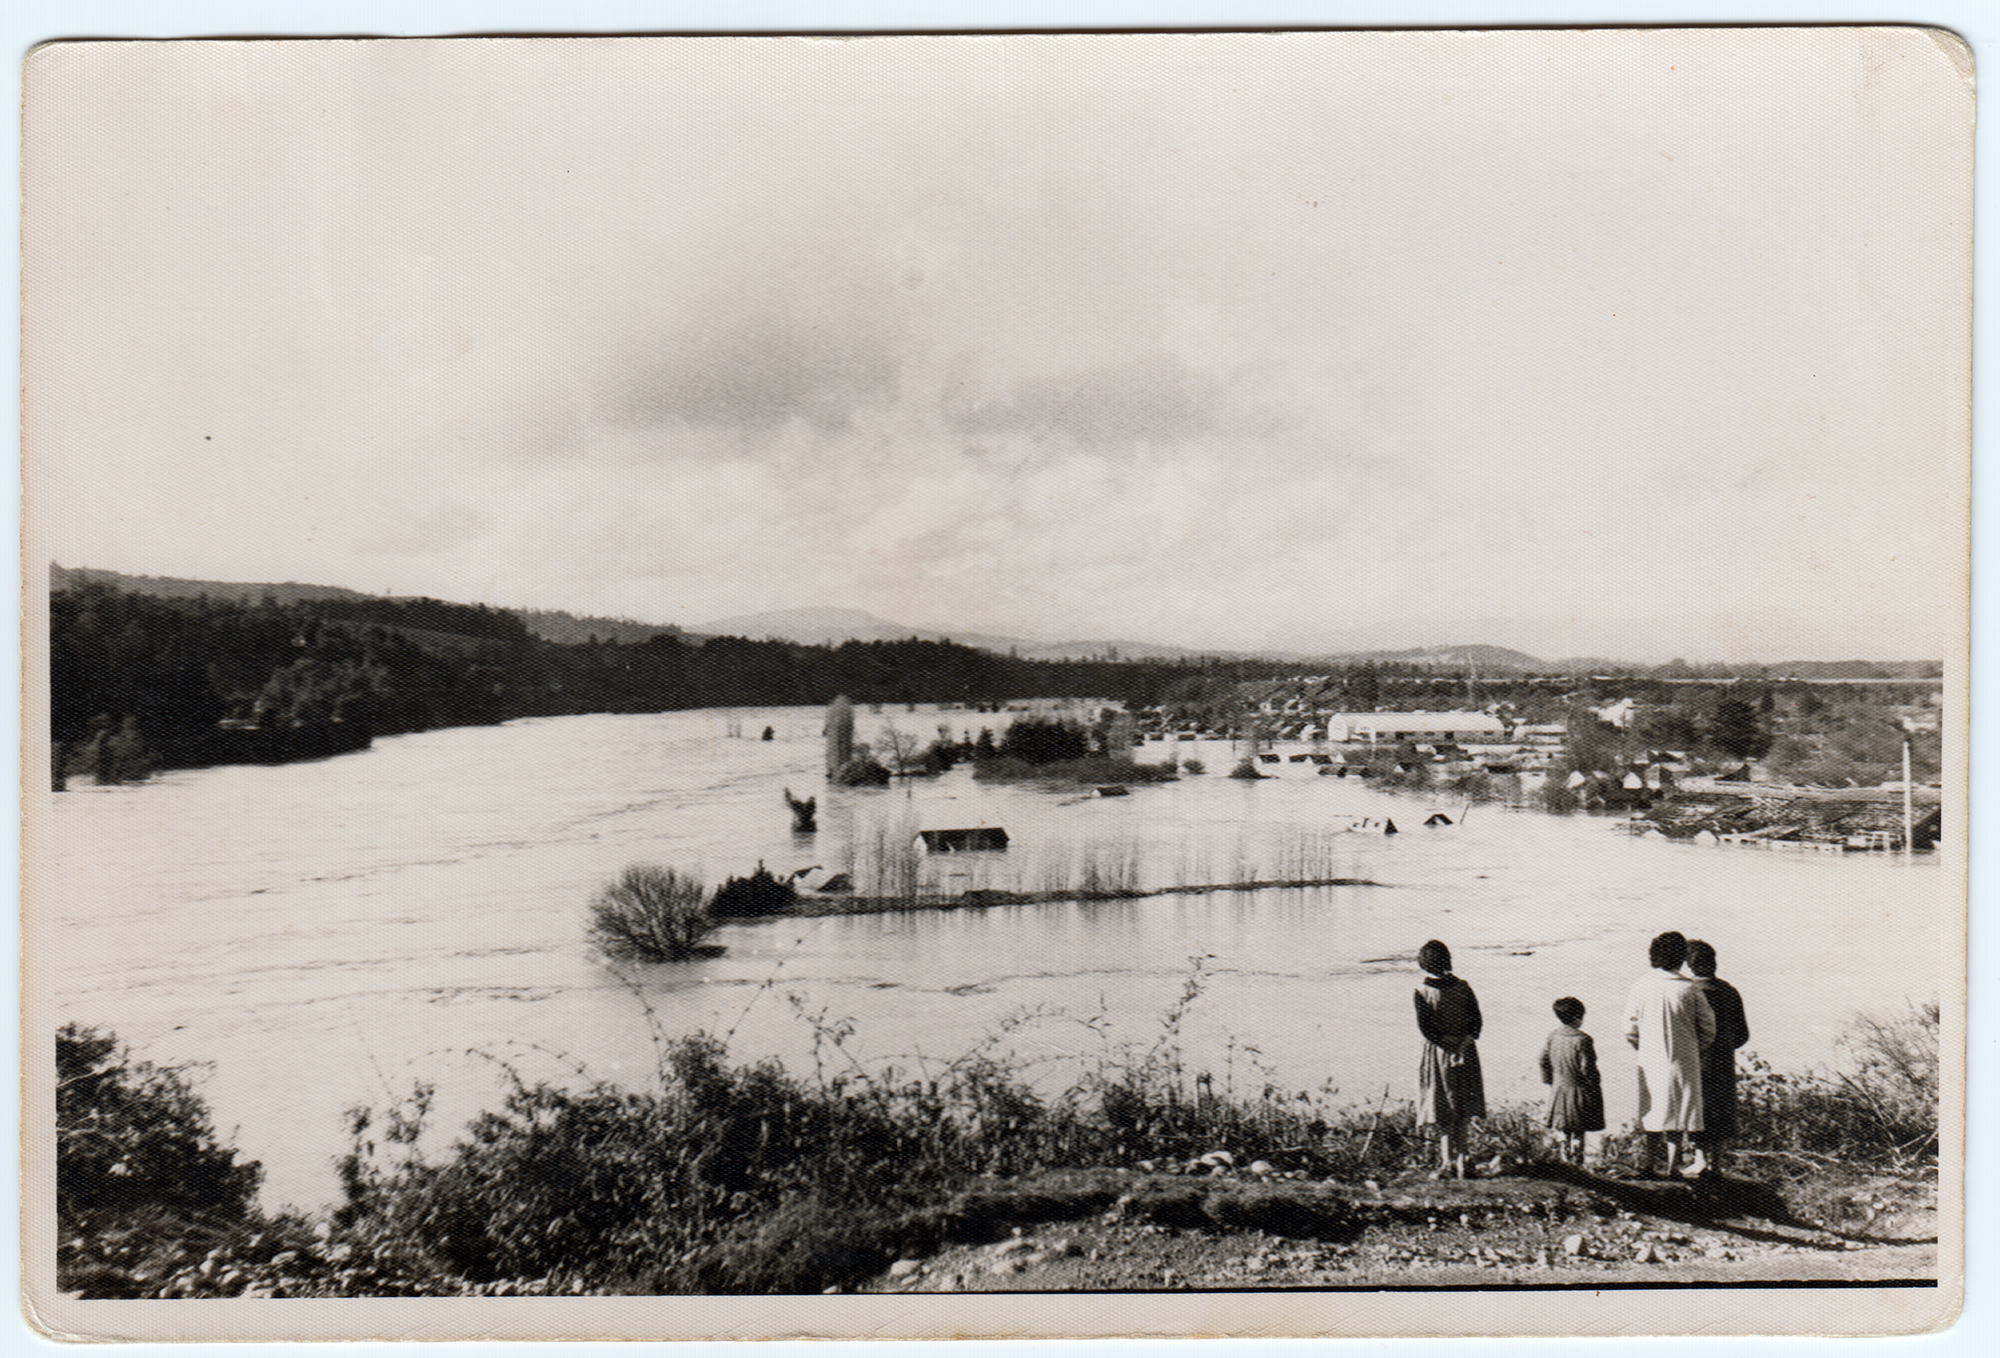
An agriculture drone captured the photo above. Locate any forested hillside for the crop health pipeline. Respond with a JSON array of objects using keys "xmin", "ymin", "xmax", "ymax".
[{"xmin": 47, "ymin": 578, "xmax": 1289, "ymax": 776}]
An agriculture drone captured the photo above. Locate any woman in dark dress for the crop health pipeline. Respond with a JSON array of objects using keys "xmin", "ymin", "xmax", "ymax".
[
  {"xmin": 1686, "ymin": 939, "xmax": 1749, "ymax": 1177},
  {"xmin": 1414, "ymin": 939, "xmax": 1486, "ymax": 1179}
]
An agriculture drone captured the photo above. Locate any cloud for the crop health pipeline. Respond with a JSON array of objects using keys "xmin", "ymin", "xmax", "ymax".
[
  {"xmin": 956, "ymin": 352, "xmax": 1223, "ymax": 452},
  {"xmin": 356, "ymin": 502, "xmax": 490, "ymax": 556},
  {"xmin": 602, "ymin": 307, "xmax": 903, "ymax": 442}
]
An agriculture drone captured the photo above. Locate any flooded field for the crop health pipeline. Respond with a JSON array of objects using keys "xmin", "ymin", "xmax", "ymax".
[{"xmin": 34, "ymin": 706, "xmax": 1950, "ymax": 1211}]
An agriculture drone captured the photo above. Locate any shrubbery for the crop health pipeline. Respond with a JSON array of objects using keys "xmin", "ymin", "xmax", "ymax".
[
  {"xmin": 1734, "ymin": 1002, "xmax": 1939, "ymax": 1170},
  {"xmin": 57, "ymin": 1024, "xmax": 270, "ymax": 1298},
  {"xmin": 588, "ymin": 865, "xmax": 715, "ymax": 961},
  {"xmin": 58, "ymin": 1024, "xmax": 261, "ymax": 1224},
  {"xmin": 56, "ymin": 994, "xmax": 1941, "ymax": 1297},
  {"xmin": 710, "ymin": 863, "xmax": 799, "ymax": 918},
  {"xmin": 995, "ymin": 716, "xmax": 1092, "ymax": 765}
]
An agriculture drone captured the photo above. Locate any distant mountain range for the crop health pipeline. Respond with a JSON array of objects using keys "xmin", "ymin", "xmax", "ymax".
[
  {"xmin": 691, "ymin": 606, "xmax": 1222, "ymax": 663},
  {"xmin": 49, "ymin": 566, "xmax": 1937, "ymax": 677},
  {"xmin": 49, "ymin": 565, "xmax": 681, "ymax": 646},
  {"xmin": 691, "ymin": 606, "xmax": 1025, "ymax": 652}
]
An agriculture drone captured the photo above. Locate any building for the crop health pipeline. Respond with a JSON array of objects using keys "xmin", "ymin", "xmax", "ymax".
[{"xmin": 1322, "ymin": 711, "xmax": 1509, "ymax": 743}]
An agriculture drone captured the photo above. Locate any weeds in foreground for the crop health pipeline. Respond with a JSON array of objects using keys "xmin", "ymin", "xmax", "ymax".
[
  {"xmin": 1734, "ymin": 1001, "xmax": 1940, "ymax": 1172},
  {"xmin": 58, "ymin": 995, "xmax": 1939, "ymax": 1299}
]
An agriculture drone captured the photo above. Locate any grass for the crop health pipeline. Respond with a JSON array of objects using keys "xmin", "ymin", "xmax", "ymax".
[
  {"xmin": 587, "ymin": 865, "xmax": 714, "ymax": 961},
  {"xmin": 57, "ymin": 996, "xmax": 1940, "ymax": 1299},
  {"xmin": 851, "ymin": 812, "xmax": 924, "ymax": 903}
]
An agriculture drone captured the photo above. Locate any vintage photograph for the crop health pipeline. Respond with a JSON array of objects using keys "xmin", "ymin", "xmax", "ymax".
[{"xmin": 21, "ymin": 28, "xmax": 1967, "ymax": 1341}]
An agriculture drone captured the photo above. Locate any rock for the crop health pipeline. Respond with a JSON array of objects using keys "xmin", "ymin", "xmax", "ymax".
[
  {"xmin": 988, "ymin": 1258, "xmax": 1025, "ymax": 1277},
  {"xmin": 1562, "ymin": 1233, "xmax": 1587, "ymax": 1257},
  {"xmin": 1363, "ymin": 1179, "xmax": 1381, "ymax": 1192},
  {"xmin": 1534, "ymin": 1249, "xmax": 1551, "ymax": 1268},
  {"xmin": 1248, "ymin": 1160, "xmax": 1276, "ymax": 1176},
  {"xmin": 1633, "ymin": 1243, "xmax": 1657, "ymax": 1264},
  {"xmin": 822, "ymin": 1285, "xmax": 842, "ymax": 1294},
  {"xmin": 1244, "ymin": 1256, "xmax": 1267, "ymax": 1272},
  {"xmin": 1198, "ymin": 1150, "xmax": 1235, "ymax": 1167},
  {"xmin": 888, "ymin": 1260, "xmax": 923, "ymax": 1279},
  {"xmin": 1459, "ymin": 1213, "xmax": 1472, "ymax": 1228},
  {"xmin": 994, "ymin": 1237, "xmax": 1036, "ymax": 1256}
]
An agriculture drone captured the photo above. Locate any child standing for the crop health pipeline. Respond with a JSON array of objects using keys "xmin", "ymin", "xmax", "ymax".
[{"xmin": 1540, "ymin": 997, "xmax": 1605, "ymax": 1166}]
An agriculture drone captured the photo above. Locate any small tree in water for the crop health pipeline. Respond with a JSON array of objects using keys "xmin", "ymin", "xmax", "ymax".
[
  {"xmin": 824, "ymin": 696, "xmax": 855, "ymax": 778},
  {"xmin": 588, "ymin": 865, "xmax": 715, "ymax": 962}
]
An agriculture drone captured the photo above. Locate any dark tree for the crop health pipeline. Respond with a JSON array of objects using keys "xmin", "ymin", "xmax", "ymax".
[{"xmin": 1708, "ymin": 697, "xmax": 1773, "ymax": 760}]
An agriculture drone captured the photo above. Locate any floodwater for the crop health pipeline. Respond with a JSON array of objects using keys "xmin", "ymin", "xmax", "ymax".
[{"xmin": 35, "ymin": 706, "xmax": 1950, "ymax": 1211}]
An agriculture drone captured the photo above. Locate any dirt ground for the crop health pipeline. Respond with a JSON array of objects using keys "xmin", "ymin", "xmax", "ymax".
[{"xmin": 856, "ymin": 1159, "xmax": 1938, "ymax": 1293}]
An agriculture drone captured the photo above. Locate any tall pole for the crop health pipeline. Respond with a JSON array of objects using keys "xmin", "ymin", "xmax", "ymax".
[{"xmin": 1902, "ymin": 727, "xmax": 1915, "ymax": 861}]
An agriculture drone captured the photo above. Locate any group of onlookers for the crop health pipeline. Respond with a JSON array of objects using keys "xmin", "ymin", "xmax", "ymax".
[{"xmin": 1412, "ymin": 932, "xmax": 1750, "ymax": 1180}]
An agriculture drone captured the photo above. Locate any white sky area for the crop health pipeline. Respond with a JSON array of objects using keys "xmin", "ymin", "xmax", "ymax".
[{"xmin": 22, "ymin": 29, "xmax": 1970, "ymax": 662}]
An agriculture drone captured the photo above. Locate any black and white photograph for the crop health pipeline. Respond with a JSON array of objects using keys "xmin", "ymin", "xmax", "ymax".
[{"xmin": 20, "ymin": 24, "xmax": 1969, "ymax": 1342}]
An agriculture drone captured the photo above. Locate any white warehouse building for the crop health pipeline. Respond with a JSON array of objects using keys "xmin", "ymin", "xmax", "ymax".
[{"xmin": 1321, "ymin": 711, "xmax": 1510, "ymax": 743}]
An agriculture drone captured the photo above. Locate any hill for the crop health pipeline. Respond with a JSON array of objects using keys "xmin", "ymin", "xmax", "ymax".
[
  {"xmin": 1327, "ymin": 643, "xmax": 1546, "ymax": 672},
  {"xmin": 693, "ymin": 606, "xmax": 1029, "ymax": 654},
  {"xmin": 50, "ymin": 564, "xmax": 372, "ymax": 607},
  {"xmin": 514, "ymin": 609, "xmax": 682, "ymax": 646}
]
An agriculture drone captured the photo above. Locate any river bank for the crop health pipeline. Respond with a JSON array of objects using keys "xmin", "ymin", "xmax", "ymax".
[
  {"xmin": 56, "ymin": 992, "xmax": 1938, "ymax": 1299},
  {"xmin": 860, "ymin": 1160, "xmax": 1939, "ymax": 1293}
]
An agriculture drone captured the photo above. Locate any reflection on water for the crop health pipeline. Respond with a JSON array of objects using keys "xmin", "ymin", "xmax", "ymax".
[{"xmin": 37, "ymin": 706, "xmax": 1947, "ymax": 1210}]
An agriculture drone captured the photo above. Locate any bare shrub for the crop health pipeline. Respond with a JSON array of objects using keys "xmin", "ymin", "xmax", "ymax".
[
  {"xmin": 1736, "ymin": 1002, "xmax": 1938, "ymax": 1169},
  {"xmin": 588, "ymin": 865, "xmax": 713, "ymax": 962}
]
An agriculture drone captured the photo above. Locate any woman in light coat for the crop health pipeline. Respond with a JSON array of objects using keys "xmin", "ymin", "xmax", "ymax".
[{"xmin": 1621, "ymin": 930, "xmax": 1715, "ymax": 1179}]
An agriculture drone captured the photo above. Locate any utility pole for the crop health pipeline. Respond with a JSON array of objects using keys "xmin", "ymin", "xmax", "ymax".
[{"xmin": 1902, "ymin": 718, "xmax": 1916, "ymax": 861}]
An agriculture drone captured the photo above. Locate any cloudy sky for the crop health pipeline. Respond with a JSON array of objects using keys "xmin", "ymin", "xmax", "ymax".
[{"xmin": 23, "ymin": 29, "xmax": 1970, "ymax": 661}]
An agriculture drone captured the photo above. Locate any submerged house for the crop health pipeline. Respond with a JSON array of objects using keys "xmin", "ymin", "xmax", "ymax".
[{"xmin": 915, "ymin": 827, "xmax": 1010, "ymax": 853}]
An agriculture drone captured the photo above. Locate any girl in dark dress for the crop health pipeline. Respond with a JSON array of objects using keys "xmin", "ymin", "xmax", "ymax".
[
  {"xmin": 1414, "ymin": 939, "xmax": 1485, "ymax": 1179},
  {"xmin": 1540, "ymin": 996, "xmax": 1606, "ymax": 1165}
]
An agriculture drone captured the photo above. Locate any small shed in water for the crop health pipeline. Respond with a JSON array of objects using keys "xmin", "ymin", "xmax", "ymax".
[{"xmin": 916, "ymin": 827, "xmax": 1010, "ymax": 853}]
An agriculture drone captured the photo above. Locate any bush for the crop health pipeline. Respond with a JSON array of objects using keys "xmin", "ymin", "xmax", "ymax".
[
  {"xmin": 58, "ymin": 1024, "xmax": 262, "ymax": 1224},
  {"xmin": 710, "ymin": 863, "xmax": 798, "ymax": 918},
  {"xmin": 56, "ymin": 1023, "xmax": 271, "ymax": 1297},
  {"xmin": 1735, "ymin": 1002, "xmax": 1938, "ymax": 1169},
  {"xmin": 997, "ymin": 716, "xmax": 1092, "ymax": 765},
  {"xmin": 588, "ymin": 865, "xmax": 714, "ymax": 961}
]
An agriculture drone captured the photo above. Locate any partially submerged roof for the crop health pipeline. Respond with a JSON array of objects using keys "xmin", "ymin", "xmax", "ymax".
[{"xmin": 916, "ymin": 827, "xmax": 1009, "ymax": 852}]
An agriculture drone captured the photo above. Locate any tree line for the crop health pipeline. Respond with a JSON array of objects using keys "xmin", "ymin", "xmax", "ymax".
[{"xmin": 48, "ymin": 580, "xmax": 1302, "ymax": 776}]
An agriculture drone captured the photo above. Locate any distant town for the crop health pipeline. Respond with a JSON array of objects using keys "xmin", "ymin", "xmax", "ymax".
[{"xmin": 50, "ymin": 562, "xmax": 1942, "ymax": 852}]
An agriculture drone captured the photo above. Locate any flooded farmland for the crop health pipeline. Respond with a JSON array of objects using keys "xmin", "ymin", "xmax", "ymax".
[{"xmin": 35, "ymin": 705, "xmax": 1950, "ymax": 1211}]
